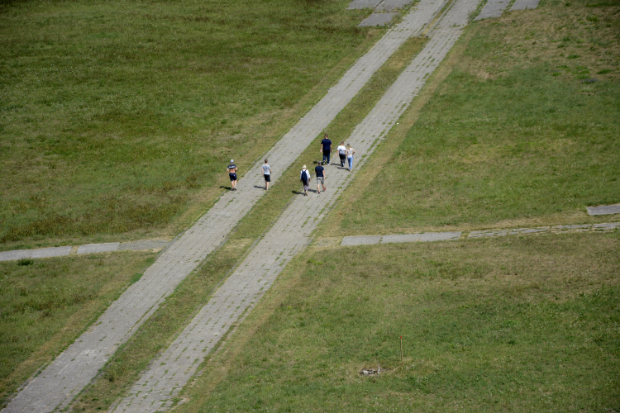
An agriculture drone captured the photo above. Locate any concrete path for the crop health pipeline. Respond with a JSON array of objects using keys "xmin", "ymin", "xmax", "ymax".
[
  {"xmin": 1, "ymin": 3, "xmax": 447, "ymax": 413},
  {"xmin": 341, "ymin": 222, "xmax": 620, "ymax": 246},
  {"xmin": 587, "ymin": 203, "xmax": 620, "ymax": 216},
  {"xmin": 110, "ymin": 0, "xmax": 482, "ymax": 410},
  {"xmin": 474, "ymin": 0, "xmax": 510, "ymax": 20},
  {"xmin": 510, "ymin": 0, "xmax": 540, "ymax": 11}
]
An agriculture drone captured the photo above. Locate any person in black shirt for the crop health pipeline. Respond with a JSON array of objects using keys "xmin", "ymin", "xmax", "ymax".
[
  {"xmin": 226, "ymin": 159, "xmax": 238, "ymax": 191},
  {"xmin": 315, "ymin": 161, "xmax": 327, "ymax": 194},
  {"xmin": 320, "ymin": 133, "xmax": 332, "ymax": 165}
]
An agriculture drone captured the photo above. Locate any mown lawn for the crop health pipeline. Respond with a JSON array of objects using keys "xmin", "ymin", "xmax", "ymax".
[
  {"xmin": 180, "ymin": 232, "xmax": 620, "ymax": 412},
  {"xmin": 0, "ymin": 251, "xmax": 155, "ymax": 405},
  {"xmin": 0, "ymin": 0, "xmax": 372, "ymax": 248},
  {"xmin": 333, "ymin": 0, "xmax": 620, "ymax": 234}
]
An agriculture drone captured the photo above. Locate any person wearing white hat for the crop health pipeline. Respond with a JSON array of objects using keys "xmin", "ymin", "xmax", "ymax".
[
  {"xmin": 227, "ymin": 159, "xmax": 238, "ymax": 191},
  {"xmin": 300, "ymin": 165, "xmax": 311, "ymax": 196}
]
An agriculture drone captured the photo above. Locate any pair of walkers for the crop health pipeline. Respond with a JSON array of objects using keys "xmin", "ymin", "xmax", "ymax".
[
  {"xmin": 337, "ymin": 141, "xmax": 357, "ymax": 171},
  {"xmin": 300, "ymin": 162, "xmax": 327, "ymax": 196},
  {"xmin": 227, "ymin": 158, "xmax": 272, "ymax": 191}
]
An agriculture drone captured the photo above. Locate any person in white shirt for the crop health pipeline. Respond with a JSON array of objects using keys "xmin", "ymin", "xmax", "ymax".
[
  {"xmin": 261, "ymin": 159, "xmax": 271, "ymax": 190},
  {"xmin": 300, "ymin": 165, "xmax": 311, "ymax": 196},
  {"xmin": 337, "ymin": 141, "xmax": 347, "ymax": 167},
  {"xmin": 346, "ymin": 144, "xmax": 356, "ymax": 171}
]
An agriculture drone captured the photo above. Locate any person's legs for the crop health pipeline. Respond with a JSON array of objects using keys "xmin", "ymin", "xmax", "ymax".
[
  {"xmin": 265, "ymin": 175, "xmax": 270, "ymax": 190},
  {"xmin": 348, "ymin": 156, "xmax": 353, "ymax": 170},
  {"xmin": 317, "ymin": 178, "xmax": 321, "ymax": 194},
  {"xmin": 326, "ymin": 151, "xmax": 331, "ymax": 164}
]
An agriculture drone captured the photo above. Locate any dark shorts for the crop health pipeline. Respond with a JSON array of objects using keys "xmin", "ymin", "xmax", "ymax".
[
  {"xmin": 264, "ymin": 174, "xmax": 271, "ymax": 182},
  {"xmin": 229, "ymin": 173, "xmax": 237, "ymax": 181}
]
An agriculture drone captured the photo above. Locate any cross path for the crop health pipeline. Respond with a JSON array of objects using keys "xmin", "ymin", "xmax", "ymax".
[
  {"xmin": 2, "ymin": 3, "xmax": 447, "ymax": 413},
  {"xmin": 111, "ymin": 0, "xmax": 482, "ymax": 410}
]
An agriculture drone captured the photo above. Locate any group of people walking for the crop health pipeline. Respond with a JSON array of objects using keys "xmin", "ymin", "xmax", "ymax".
[{"xmin": 226, "ymin": 133, "xmax": 356, "ymax": 197}]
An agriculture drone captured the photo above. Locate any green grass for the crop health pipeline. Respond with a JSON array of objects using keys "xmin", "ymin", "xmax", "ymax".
[
  {"xmin": 0, "ymin": 251, "xmax": 156, "ymax": 405},
  {"xmin": 331, "ymin": 1, "xmax": 620, "ymax": 234},
  {"xmin": 70, "ymin": 36, "xmax": 429, "ymax": 413},
  {"xmin": 179, "ymin": 232, "xmax": 620, "ymax": 412},
  {"xmin": 0, "ymin": 0, "xmax": 373, "ymax": 247}
]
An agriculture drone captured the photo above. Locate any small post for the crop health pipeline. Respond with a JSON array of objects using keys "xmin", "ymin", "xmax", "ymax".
[{"xmin": 400, "ymin": 336, "xmax": 403, "ymax": 362}]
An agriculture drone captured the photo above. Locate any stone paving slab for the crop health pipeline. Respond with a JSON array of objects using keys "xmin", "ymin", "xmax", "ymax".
[
  {"xmin": 474, "ymin": 0, "xmax": 510, "ymax": 20},
  {"xmin": 348, "ymin": 0, "xmax": 383, "ymax": 8},
  {"xmin": 551, "ymin": 224, "xmax": 591, "ymax": 233},
  {"xmin": 376, "ymin": 0, "xmax": 416, "ymax": 12},
  {"xmin": 359, "ymin": 12, "xmax": 398, "ymax": 27},
  {"xmin": 509, "ymin": 0, "xmax": 540, "ymax": 10},
  {"xmin": 111, "ymin": 0, "xmax": 482, "ymax": 410},
  {"xmin": 118, "ymin": 240, "xmax": 170, "ymax": 251},
  {"xmin": 468, "ymin": 229, "xmax": 508, "ymax": 238},
  {"xmin": 593, "ymin": 222, "xmax": 620, "ymax": 231},
  {"xmin": 2, "ymin": 3, "xmax": 449, "ymax": 413},
  {"xmin": 0, "ymin": 246, "xmax": 72, "ymax": 262},
  {"xmin": 342, "ymin": 235, "xmax": 382, "ymax": 245},
  {"xmin": 77, "ymin": 242, "xmax": 121, "ymax": 255},
  {"xmin": 586, "ymin": 203, "xmax": 620, "ymax": 216},
  {"xmin": 508, "ymin": 227, "xmax": 549, "ymax": 235},
  {"xmin": 382, "ymin": 231, "xmax": 462, "ymax": 244}
]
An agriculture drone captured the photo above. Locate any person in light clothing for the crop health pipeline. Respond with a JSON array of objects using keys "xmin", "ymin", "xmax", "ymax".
[
  {"xmin": 300, "ymin": 165, "xmax": 311, "ymax": 196},
  {"xmin": 262, "ymin": 159, "xmax": 271, "ymax": 190},
  {"xmin": 346, "ymin": 144, "xmax": 356, "ymax": 171},
  {"xmin": 337, "ymin": 141, "xmax": 347, "ymax": 167}
]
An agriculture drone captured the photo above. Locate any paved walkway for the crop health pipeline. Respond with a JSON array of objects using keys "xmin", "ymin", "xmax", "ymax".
[
  {"xmin": 341, "ymin": 222, "xmax": 620, "ymax": 246},
  {"xmin": 110, "ymin": 0, "xmax": 482, "ymax": 410},
  {"xmin": 1, "ymin": 3, "xmax": 447, "ymax": 413}
]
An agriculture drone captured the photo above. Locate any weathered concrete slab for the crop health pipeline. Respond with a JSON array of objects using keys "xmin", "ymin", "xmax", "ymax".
[
  {"xmin": 0, "ymin": 249, "xmax": 32, "ymax": 262},
  {"xmin": 359, "ymin": 12, "xmax": 397, "ymax": 26},
  {"xmin": 342, "ymin": 235, "xmax": 382, "ymax": 246},
  {"xmin": 592, "ymin": 222, "xmax": 620, "ymax": 231},
  {"xmin": 551, "ymin": 224, "xmax": 591, "ymax": 233},
  {"xmin": 510, "ymin": 0, "xmax": 540, "ymax": 10},
  {"xmin": 586, "ymin": 204, "xmax": 620, "ymax": 216},
  {"xmin": 376, "ymin": 0, "xmax": 416, "ymax": 11},
  {"xmin": 382, "ymin": 232, "xmax": 461, "ymax": 243},
  {"xmin": 348, "ymin": 0, "xmax": 383, "ymax": 8},
  {"xmin": 77, "ymin": 242, "xmax": 120, "ymax": 255},
  {"xmin": 119, "ymin": 240, "xmax": 170, "ymax": 251},
  {"xmin": 30, "ymin": 246, "xmax": 72, "ymax": 259},
  {"xmin": 468, "ymin": 229, "xmax": 508, "ymax": 238},
  {"xmin": 474, "ymin": 0, "xmax": 510, "ymax": 20},
  {"xmin": 508, "ymin": 227, "xmax": 549, "ymax": 235}
]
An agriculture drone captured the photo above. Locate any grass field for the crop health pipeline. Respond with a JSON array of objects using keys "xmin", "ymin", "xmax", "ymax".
[
  {"xmin": 178, "ymin": 232, "xmax": 620, "ymax": 412},
  {"xmin": 0, "ymin": 0, "xmax": 373, "ymax": 249},
  {"xmin": 0, "ymin": 251, "xmax": 155, "ymax": 405},
  {"xmin": 324, "ymin": 0, "xmax": 620, "ymax": 236}
]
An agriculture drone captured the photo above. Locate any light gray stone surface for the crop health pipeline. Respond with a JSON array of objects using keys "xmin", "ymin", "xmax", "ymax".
[
  {"xmin": 111, "ymin": 0, "xmax": 481, "ymax": 410},
  {"xmin": 77, "ymin": 242, "xmax": 120, "ymax": 255},
  {"xmin": 509, "ymin": 0, "xmax": 540, "ymax": 10},
  {"xmin": 359, "ymin": 12, "xmax": 398, "ymax": 26},
  {"xmin": 586, "ymin": 204, "xmax": 620, "ymax": 216},
  {"xmin": 2, "ymin": 3, "xmax": 449, "ymax": 412},
  {"xmin": 593, "ymin": 222, "xmax": 620, "ymax": 231},
  {"xmin": 376, "ymin": 0, "xmax": 416, "ymax": 12},
  {"xmin": 382, "ymin": 232, "xmax": 461, "ymax": 243},
  {"xmin": 468, "ymin": 229, "xmax": 508, "ymax": 238},
  {"xmin": 508, "ymin": 227, "xmax": 549, "ymax": 235},
  {"xmin": 0, "ymin": 246, "xmax": 72, "ymax": 262},
  {"xmin": 551, "ymin": 224, "xmax": 591, "ymax": 232},
  {"xmin": 342, "ymin": 235, "xmax": 382, "ymax": 246},
  {"xmin": 118, "ymin": 240, "xmax": 170, "ymax": 251},
  {"xmin": 474, "ymin": 0, "xmax": 510, "ymax": 20},
  {"xmin": 348, "ymin": 0, "xmax": 383, "ymax": 8}
]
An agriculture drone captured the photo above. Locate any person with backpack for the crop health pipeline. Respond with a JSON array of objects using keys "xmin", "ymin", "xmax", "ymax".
[
  {"xmin": 300, "ymin": 165, "xmax": 311, "ymax": 196},
  {"xmin": 337, "ymin": 141, "xmax": 347, "ymax": 167}
]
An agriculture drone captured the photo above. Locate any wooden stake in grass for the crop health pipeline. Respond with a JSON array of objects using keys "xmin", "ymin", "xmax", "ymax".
[{"xmin": 400, "ymin": 335, "xmax": 403, "ymax": 362}]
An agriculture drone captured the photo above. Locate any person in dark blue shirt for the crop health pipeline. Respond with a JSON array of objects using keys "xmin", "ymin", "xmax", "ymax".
[
  {"xmin": 315, "ymin": 161, "xmax": 327, "ymax": 194},
  {"xmin": 320, "ymin": 133, "xmax": 332, "ymax": 165}
]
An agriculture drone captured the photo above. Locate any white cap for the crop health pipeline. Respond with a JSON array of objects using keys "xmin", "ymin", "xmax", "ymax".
[{"xmin": 230, "ymin": 159, "xmax": 234, "ymax": 163}]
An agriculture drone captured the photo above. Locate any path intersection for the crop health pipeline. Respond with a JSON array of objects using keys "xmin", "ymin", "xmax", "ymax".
[{"xmin": 2, "ymin": 1, "xmax": 448, "ymax": 412}]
